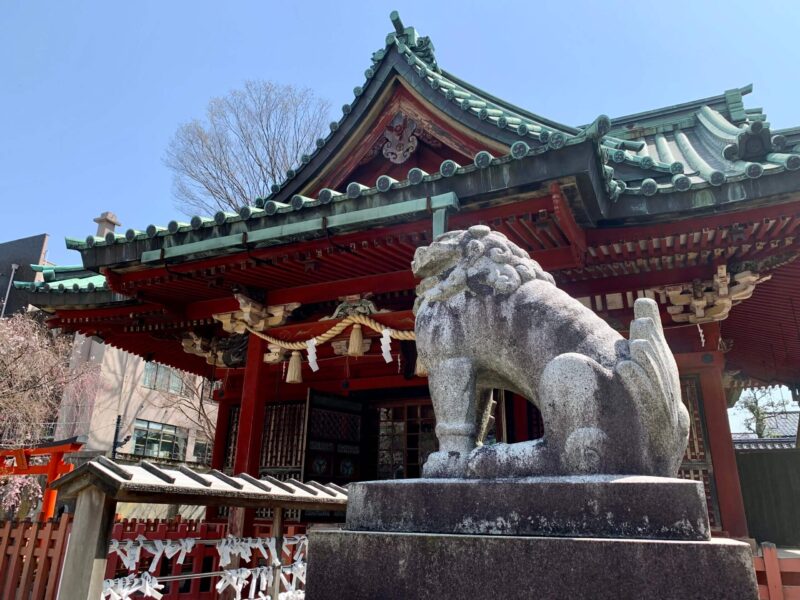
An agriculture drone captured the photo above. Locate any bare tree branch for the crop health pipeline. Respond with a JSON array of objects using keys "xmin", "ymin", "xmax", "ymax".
[{"xmin": 164, "ymin": 80, "xmax": 330, "ymax": 216}]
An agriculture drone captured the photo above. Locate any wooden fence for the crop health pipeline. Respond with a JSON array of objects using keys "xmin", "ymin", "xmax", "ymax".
[
  {"xmin": 754, "ymin": 542, "xmax": 800, "ymax": 600},
  {"xmin": 0, "ymin": 514, "xmax": 307, "ymax": 600},
  {"xmin": 0, "ymin": 513, "xmax": 72, "ymax": 600}
]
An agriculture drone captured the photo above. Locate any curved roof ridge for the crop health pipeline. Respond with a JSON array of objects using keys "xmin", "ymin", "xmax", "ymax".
[
  {"xmin": 602, "ymin": 84, "xmax": 753, "ymax": 131},
  {"xmin": 440, "ymin": 69, "xmax": 580, "ymax": 135}
]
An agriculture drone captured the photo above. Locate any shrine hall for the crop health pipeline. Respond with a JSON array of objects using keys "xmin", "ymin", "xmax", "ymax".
[{"xmin": 17, "ymin": 12, "xmax": 800, "ymax": 540}]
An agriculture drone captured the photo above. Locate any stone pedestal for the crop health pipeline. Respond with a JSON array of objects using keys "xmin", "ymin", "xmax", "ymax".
[
  {"xmin": 346, "ymin": 476, "xmax": 711, "ymax": 540},
  {"xmin": 306, "ymin": 477, "xmax": 758, "ymax": 599}
]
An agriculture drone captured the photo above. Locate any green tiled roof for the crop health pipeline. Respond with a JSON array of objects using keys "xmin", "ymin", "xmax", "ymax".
[
  {"xmin": 15, "ymin": 266, "xmax": 133, "ymax": 310},
  {"xmin": 238, "ymin": 10, "xmax": 585, "ymax": 209},
  {"xmin": 60, "ymin": 11, "xmax": 800, "ymax": 260},
  {"xmin": 15, "ymin": 271, "xmax": 108, "ymax": 293},
  {"xmin": 596, "ymin": 85, "xmax": 800, "ymax": 200},
  {"xmin": 31, "ymin": 264, "xmax": 96, "ymax": 282}
]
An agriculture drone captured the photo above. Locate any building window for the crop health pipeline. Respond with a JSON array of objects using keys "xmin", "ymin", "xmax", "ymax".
[
  {"xmin": 142, "ymin": 362, "xmax": 185, "ymax": 395},
  {"xmin": 193, "ymin": 439, "xmax": 212, "ymax": 465},
  {"xmin": 132, "ymin": 419, "xmax": 188, "ymax": 461}
]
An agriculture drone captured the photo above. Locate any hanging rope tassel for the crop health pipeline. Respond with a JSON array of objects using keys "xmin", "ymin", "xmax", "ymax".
[
  {"xmin": 348, "ymin": 323, "xmax": 364, "ymax": 357},
  {"xmin": 286, "ymin": 351, "xmax": 303, "ymax": 384}
]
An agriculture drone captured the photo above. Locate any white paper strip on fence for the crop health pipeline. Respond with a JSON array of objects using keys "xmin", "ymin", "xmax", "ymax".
[{"xmin": 101, "ymin": 572, "xmax": 163, "ymax": 600}]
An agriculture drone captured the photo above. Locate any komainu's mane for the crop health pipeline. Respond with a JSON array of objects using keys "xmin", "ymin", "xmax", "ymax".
[{"xmin": 413, "ymin": 225, "xmax": 555, "ymax": 306}]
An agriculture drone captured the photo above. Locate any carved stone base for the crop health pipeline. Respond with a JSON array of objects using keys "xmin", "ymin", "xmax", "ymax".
[
  {"xmin": 306, "ymin": 530, "xmax": 758, "ymax": 600},
  {"xmin": 346, "ymin": 476, "xmax": 711, "ymax": 540}
]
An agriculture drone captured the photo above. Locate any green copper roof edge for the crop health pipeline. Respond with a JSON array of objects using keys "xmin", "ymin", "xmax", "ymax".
[
  {"xmin": 408, "ymin": 47, "xmax": 574, "ymax": 141},
  {"xmin": 65, "ymin": 237, "xmax": 86, "ymax": 250},
  {"xmin": 15, "ymin": 274, "xmax": 109, "ymax": 293},
  {"xmin": 31, "ymin": 264, "xmax": 85, "ymax": 273},
  {"xmin": 598, "ymin": 84, "xmax": 753, "ymax": 130},
  {"xmin": 65, "ymin": 135, "xmax": 586, "ymax": 254},
  {"xmin": 618, "ymin": 159, "xmax": 793, "ymax": 197},
  {"xmin": 439, "ymin": 69, "xmax": 579, "ymax": 136},
  {"xmin": 141, "ymin": 192, "xmax": 459, "ymax": 264}
]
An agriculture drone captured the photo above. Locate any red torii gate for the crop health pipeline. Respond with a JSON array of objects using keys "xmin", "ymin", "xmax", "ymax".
[{"xmin": 0, "ymin": 436, "xmax": 84, "ymax": 521}]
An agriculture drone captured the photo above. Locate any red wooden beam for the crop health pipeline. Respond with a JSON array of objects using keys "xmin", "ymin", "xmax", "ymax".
[
  {"xmin": 676, "ymin": 351, "xmax": 749, "ymax": 537},
  {"xmin": 562, "ymin": 265, "xmax": 719, "ymax": 296},
  {"xmin": 113, "ymin": 220, "xmax": 431, "ymax": 285},
  {"xmin": 0, "ymin": 440, "xmax": 84, "ymax": 459},
  {"xmin": 266, "ymin": 270, "xmax": 417, "ymax": 306},
  {"xmin": 185, "ymin": 297, "xmax": 239, "ymax": 320},
  {"xmin": 587, "ymin": 202, "xmax": 800, "ymax": 246},
  {"xmin": 533, "ymin": 246, "xmax": 582, "ymax": 271},
  {"xmin": 235, "ymin": 336, "xmax": 270, "ymax": 476},
  {"xmin": 311, "ymin": 374, "xmax": 427, "ymax": 393},
  {"xmin": 55, "ymin": 303, "xmax": 163, "ymax": 322},
  {"xmin": 450, "ymin": 196, "xmax": 553, "ymax": 227},
  {"xmin": 551, "ymin": 182, "xmax": 586, "ymax": 268}
]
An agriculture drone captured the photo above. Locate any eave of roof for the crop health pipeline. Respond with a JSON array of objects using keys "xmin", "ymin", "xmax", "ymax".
[
  {"xmin": 52, "ymin": 457, "xmax": 349, "ymax": 511},
  {"xmin": 66, "ymin": 140, "xmax": 604, "ymax": 270},
  {"xmin": 733, "ymin": 437, "xmax": 797, "ymax": 451},
  {"xmin": 14, "ymin": 270, "xmax": 133, "ymax": 311},
  {"xmin": 15, "ymin": 272, "xmax": 108, "ymax": 293}
]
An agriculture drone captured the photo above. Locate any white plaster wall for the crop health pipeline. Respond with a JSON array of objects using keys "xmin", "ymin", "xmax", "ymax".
[{"xmin": 60, "ymin": 338, "xmax": 217, "ymax": 463}]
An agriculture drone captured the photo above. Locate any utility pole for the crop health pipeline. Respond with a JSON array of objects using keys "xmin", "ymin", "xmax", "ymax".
[
  {"xmin": 111, "ymin": 415, "xmax": 122, "ymax": 459},
  {"xmin": 0, "ymin": 263, "xmax": 19, "ymax": 318}
]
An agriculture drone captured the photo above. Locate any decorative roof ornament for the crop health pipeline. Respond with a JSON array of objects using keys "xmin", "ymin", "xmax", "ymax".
[
  {"xmin": 382, "ymin": 113, "xmax": 419, "ymax": 164},
  {"xmin": 389, "ymin": 11, "xmax": 439, "ymax": 73},
  {"xmin": 213, "ymin": 295, "xmax": 300, "ymax": 334},
  {"xmin": 321, "ymin": 295, "xmax": 388, "ymax": 321},
  {"xmin": 664, "ymin": 265, "xmax": 771, "ymax": 325},
  {"xmin": 180, "ymin": 332, "xmax": 249, "ymax": 367}
]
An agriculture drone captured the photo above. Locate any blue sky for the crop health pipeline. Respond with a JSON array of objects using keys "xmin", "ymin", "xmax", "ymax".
[{"xmin": 1, "ymin": 1, "xmax": 799, "ymax": 266}]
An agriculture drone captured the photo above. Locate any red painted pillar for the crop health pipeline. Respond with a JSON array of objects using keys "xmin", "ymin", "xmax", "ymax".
[
  {"xmin": 677, "ymin": 352, "xmax": 748, "ymax": 538},
  {"xmin": 698, "ymin": 360, "xmax": 748, "ymax": 538},
  {"xmin": 234, "ymin": 335, "xmax": 269, "ymax": 475},
  {"xmin": 228, "ymin": 334, "xmax": 270, "ymax": 535},
  {"xmin": 40, "ymin": 452, "xmax": 62, "ymax": 521}
]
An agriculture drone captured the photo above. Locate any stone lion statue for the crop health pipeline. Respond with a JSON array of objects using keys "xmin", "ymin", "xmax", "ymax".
[{"xmin": 412, "ymin": 225, "xmax": 690, "ymax": 479}]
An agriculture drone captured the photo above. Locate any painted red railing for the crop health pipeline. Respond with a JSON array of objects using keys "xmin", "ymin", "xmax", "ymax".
[
  {"xmin": 0, "ymin": 514, "xmax": 308, "ymax": 600},
  {"xmin": 754, "ymin": 542, "xmax": 800, "ymax": 600},
  {"xmin": 0, "ymin": 514, "xmax": 72, "ymax": 600}
]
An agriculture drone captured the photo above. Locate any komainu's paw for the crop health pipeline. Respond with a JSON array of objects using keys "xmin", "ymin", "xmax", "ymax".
[
  {"xmin": 465, "ymin": 444, "xmax": 499, "ymax": 479},
  {"xmin": 422, "ymin": 450, "xmax": 469, "ymax": 478},
  {"xmin": 467, "ymin": 440, "xmax": 551, "ymax": 478},
  {"xmin": 563, "ymin": 427, "xmax": 609, "ymax": 474}
]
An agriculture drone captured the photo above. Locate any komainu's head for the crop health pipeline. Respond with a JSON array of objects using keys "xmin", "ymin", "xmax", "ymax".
[{"xmin": 412, "ymin": 225, "xmax": 554, "ymax": 306}]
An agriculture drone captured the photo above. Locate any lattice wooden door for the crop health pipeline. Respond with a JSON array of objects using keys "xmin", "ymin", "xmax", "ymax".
[{"xmin": 678, "ymin": 376, "xmax": 723, "ymax": 530}]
